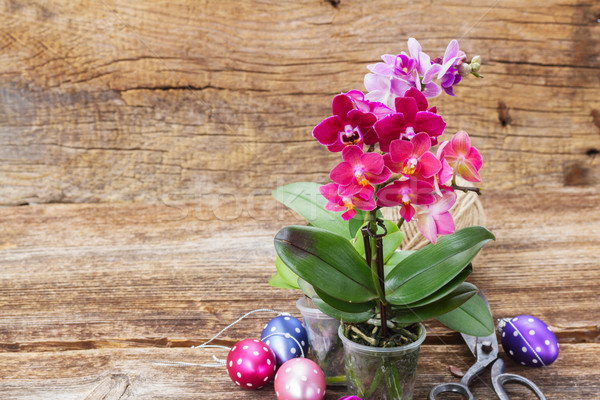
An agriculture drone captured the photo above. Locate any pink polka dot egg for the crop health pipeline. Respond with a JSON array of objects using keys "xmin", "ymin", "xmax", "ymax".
[
  {"xmin": 226, "ymin": 338, "xmax": 276, "ymax": 389},
  {"xmin": 274, "ymin": 358, "xmax": 326, "ymax": 400}
]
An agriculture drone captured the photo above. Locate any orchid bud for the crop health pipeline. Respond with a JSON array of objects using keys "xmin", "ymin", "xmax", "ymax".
[
  {"xmin": 457, "ymin": 62, "xmax": 472, "ymax": 77},
  {"xmin": 470, "ymin": 55, "xmax": 482, "ymax": 73}
]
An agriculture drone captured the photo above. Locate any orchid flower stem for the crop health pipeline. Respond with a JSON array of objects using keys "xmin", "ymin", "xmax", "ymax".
[
  {"xmin": 397, "ymin": 217, "xmax": 405, "ymax": 230},
  {"xmin": 367, "ymin": 208, "xmax": 389, "ymax": 340},
  {"xmin": 450, "ymin": 184, "xmax": 482, "ymax": 195}
]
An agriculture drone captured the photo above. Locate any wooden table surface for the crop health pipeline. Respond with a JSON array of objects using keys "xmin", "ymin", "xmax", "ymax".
[
  {"xmin": 1, "ymin": 0, "xmax": 599, "ymax": 399},
  {"xmin": 0, "ymin": 189, "xmax": 599, "ymax": 399}
]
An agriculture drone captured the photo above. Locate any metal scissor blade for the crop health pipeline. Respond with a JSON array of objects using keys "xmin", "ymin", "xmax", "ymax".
[
  {"xmin": 460, "ymin": 290, "xmax": 496, "ymax": 358},
  {"xmin": 461, "ymin": 332, "xmax": 479, "ymax": 357}
]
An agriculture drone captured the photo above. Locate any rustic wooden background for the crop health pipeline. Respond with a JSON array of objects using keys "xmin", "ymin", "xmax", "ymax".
[{"xmin": 1, "ymin": 0, "xmax": 599, "ymax": 399}]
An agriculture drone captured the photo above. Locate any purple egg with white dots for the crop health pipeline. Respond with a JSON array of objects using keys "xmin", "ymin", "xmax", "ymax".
[
  {"xmin": 261, "ymin": 315, "xmax": 308, "ymax": 368},
  {"xmin": 498, "ymin": 315, "xmax": 559, "ymax": 368}
]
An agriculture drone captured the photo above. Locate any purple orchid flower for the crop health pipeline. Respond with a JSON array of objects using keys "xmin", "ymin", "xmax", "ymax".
[
  {"xmin": 374, "ymin": 88, "xmax": 446, "ymax": 152},
  {"xmin": 320, "ymin": 183, "xmax": 376, "ymax": 221},
  {"xmin": 436, "ymin": 40, "xmax": 467, "ymax": 96},
  {"xmin": 345, "ymin": 90, "xmax": 394, "ymax": 120},
  {"xmin": 364, "ymin": 72, "xmax": 413, "ymax": 109},
  {"xmin": 407, "ymin": 38, "xmax": 442, "ymax": 98},
  {"xmin": 416, "ymin": 190, "xmax": 457, "ymax": 244},
  {"xmin": 367, "ymin": 53, "xmax": 417, "ymax": 81},
  {"xmin": 313, "ymin": 94, "xmax": 378, "ymax": 152},
  {"xmin": 330, "ymin": 145, "xmax": 391, "ymax": 197}
]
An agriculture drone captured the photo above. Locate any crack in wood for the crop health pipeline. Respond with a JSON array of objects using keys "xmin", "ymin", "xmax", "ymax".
[{"xmin": 85, "ymin": 374, "xmax": 130, "ymax": 400}]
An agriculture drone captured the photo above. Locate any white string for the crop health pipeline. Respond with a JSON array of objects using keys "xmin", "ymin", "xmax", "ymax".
[
  {"xmin": 151, "ymin": 309, "xmax": 285, "ymax": 367},
  {"xmin": 191, "ymin": 308, "xmax": 285, "ymax": 350},
  {"xmin": 261, "ymin": 332, "xmax": 305, "ymax": 358}
]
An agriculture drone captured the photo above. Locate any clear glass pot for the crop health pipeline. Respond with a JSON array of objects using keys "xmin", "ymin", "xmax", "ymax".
[{"xmin": 338, "ymin": 324, "xmax": 426, "ymax": 400}]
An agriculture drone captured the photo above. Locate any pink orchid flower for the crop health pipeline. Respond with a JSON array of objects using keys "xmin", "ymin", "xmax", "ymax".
[
  {"xmin": 313, "ymin": 94, "xmax": 378, "ymax": 152},
  {"xmin": 376, "ymin": 178, "xmax": 435, "ymax": 222},
  {"xmin": 374, "ymin": 88, "xmax": 446, "ymax": 152},
  {"xmin": 384, "ymin": 132, "xmax": 442, "ymax": 180},
  {"xmin": 320, "ymin": 183, "xmax": 376, "ymax": 221},
  {"xmin": 416, "ymin": 191, "xmax": 457, "ymax": 244},
  {"xmin": 330, "ymin": 145, "xmax": 391, "ymax": 197},
  {"xmin": 439, "ymin": 130, "xmax": 483, "ymax": 182}
]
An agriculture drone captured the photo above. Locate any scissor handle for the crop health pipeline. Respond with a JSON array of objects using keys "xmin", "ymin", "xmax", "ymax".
[
  {"xmin": 491, "ymin": 359, "xmax": 547, "ymax": 400},
  {"xmin": 428, "ymin": 382, "xmax": 476, "ymax": 400}
]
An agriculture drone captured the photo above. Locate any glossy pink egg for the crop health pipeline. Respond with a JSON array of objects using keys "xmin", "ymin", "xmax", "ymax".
[
  {"xmin": 274, "ymin": 358, "xmax": 326, "ymax": 400},
  {"xmin": 226, "ymin": 338, "xmax": 276, "ymax": 389}
]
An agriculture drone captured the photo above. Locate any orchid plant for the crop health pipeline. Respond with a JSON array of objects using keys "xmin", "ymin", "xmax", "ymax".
[{"xmin": 271, "ymin": 38, "xmax": 494, "ymax": 345}]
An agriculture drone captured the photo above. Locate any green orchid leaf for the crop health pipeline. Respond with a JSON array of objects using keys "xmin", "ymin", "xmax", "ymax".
[
  {"xmin": 436, "ymin": 292, "xmax": 495, "ymax": 336},
  {"xmin": 312, "ymin": 296, "xmax": 374, "ymax": 323},
  {"xmin": 390, "ymin": 282, "xmax": 478, "ymax": 325},
  {"xmin": 385, "ymin": 227, "xmax": 495, "ymax": 305},
  {"xmin": 353, "ymin": 219, "xmax": 404, "ymax": 263},
  {"xmin": 314, "ymin": 286, "xmax": 376, "ymax": 314},
  {"xmin": 268, "ymin": 272, "xmax": 298, "ymax": 290},
  {"xmin": 391, "ymin": 264, "xmax": 472, "ymax": 308},
  {"xmin": 384, "ymin": 250, "xmax": 414, "ymax": 278},
  {"xmin": 275, "ymin": 256, "xmax": 300, "ymax": 289},
  {"xmin": 297, "ymin": 277, "xmax": 317, "ymax": 298},
  {"xmin": 275, "ymin": 226, "xmax": 378, "ymax": 303},
  {"xmin": 273, "ymin": 182, "xmax": 362, "ymax": 239}
]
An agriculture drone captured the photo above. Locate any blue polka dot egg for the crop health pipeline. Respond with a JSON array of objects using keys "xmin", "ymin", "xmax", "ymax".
[
  {"xmin": 261, "ymin": 315, "xmax": 308, "ymax": 368},
  {"xmin": 498, "ymin": 315, "xmax": 559, "ymax": 367}
]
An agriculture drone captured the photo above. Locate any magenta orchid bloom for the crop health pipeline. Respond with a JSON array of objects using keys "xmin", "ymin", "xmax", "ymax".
[
  {"xmin": 330, "ymin": 145, "xmax": 391, "ymax": 197},
  {"xmin": 384, "ymin": 132, "xmax": 442, "ymax": 180},
  {"xmin": 436, "ymin": 40, "xmax": 467, "ymax": 96},
  {"xmin": 338, "ymin": 397, "xmax": 364, "ymax": 400},
  {"xmin": 434, "ymin": 157, "xmax": 454, "ymax": 196},
  {"xmin": 320, "ymin": 183, "xmax": 376, "ymax": 221},
  {"xmin": 376, "ymin": 178, "xmax": 435, "ymax": 222},
  {"xmin": 439, "ymin": 130, "xmax": 483, "ymax": 182},
  {"xmin": 416, "ymin": 191, "xmax": 457, "ymax": 244},
  {"xmin": 313, "ymin": 94, "xmax": 378, "ymax": 152},
  {"xmin": 374, "ymin": 88, "xmax": 446, "ymax": 152},
  {"xmin": 345, "ymin": 90, "xmax": 394, "ymax": 120}
]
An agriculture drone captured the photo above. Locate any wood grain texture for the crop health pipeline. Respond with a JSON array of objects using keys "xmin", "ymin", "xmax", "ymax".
[
  {"xmin": 1, "ymin": 0, "xmax": 599, "ymax": 398},
  {"xmin": 0, "ymin": 188, "xmax": 598, "ymax": 343},
  {"xmin": 0, "ymin": 0, "xmax": 599, "ymax": 205},
  {"xmin": 0, "ymin": 344, "xmax": 598, "ymax": 399}
]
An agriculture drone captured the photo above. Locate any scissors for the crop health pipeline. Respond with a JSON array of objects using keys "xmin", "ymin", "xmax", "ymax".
[{"xmin": 428, "ymin": 292, "xmax": 546, "ymax": 400}]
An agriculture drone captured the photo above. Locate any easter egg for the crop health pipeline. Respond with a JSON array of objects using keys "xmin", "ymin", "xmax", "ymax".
[
  {"xmin": 274, "ymin": 358, "xmax": 326, "ymax": 400},
  {"xmin": 498, "ymin": 315, "xmax": 559, "ymax": 367},
  {"xmin": 226, "ymin": 339, "xmax": 276, "ymax": 389},
  {"xmin": 261, "ymin": 315, "xmax": 308, "ymax": 368}
]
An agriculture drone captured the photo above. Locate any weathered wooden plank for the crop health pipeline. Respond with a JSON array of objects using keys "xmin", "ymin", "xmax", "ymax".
[
  {"xmin": 0, "ymin": 344, "xmax": 597, "ymax": 399},
  {"xmin": 0, "ymin": 188, "xmax": 598, "ymax": 349},
  {"xmin": 0, "ymin": 0, "xmax": 599, "ymax": 204}
]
